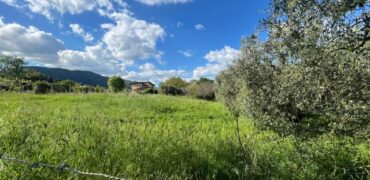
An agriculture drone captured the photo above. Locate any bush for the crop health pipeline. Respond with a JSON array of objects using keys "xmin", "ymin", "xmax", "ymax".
[
  {"xmin": 80, "ymin": 85, "xmax": 93, "ymax": 93},
  {"xmin": 34, "ymin": 81, "xmax": 50, "ymax": 94},
  {"xmin": 159, "ymin": 85, "xmax": 185, "ymax": 96},
  {"xmin": 57, "ymin": 80, "xmax": 75, "ymax": 92},
  {"xmin": 141, "ymin": 88, "xmax": 158, "ymax": 94},
  {"xmin": 186, "ymin": 79, "xmax": 215, "ymax": 101},
  {"xmin": 161, "ymin": 77, "xmax": 188, "ymax": 88},
  {"xmin": 159, "ymin": 77, "xmax": 189, "ymax": 96},
  {"xmin": 8, "ymin": 81, "xmax": 22, "ymax": 92},
  {"xmin": 195, "ymin": 82, "xmax": 215, "ymax": 100},
  {"xmin": 108, "ymin": 76, "xmax": 125, "ymax": 93},
  {"xmin": 94, "ymin": 86, "xmax": 106, "ymax": 93},
  {"xmin": 20, "ymin": 82, "xmax": 33, "ymax": 92},
  {"xmin": 0, "ymin": 83, "xmax": 10, "ymax": 91},
  {"xmin": 50, "ymin": 84, "xmax": 64, "ymax": 93}
]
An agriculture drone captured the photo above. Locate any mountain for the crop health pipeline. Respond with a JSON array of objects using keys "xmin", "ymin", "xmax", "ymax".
[{"xmin": 28, "ymin": 66, "xmax": 132, "ymax": 88}]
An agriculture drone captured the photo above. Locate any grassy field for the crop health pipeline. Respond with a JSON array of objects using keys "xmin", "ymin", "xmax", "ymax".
[{"xmin": 0, "ymin": 93, "xmax": 369, "ymax": 179}]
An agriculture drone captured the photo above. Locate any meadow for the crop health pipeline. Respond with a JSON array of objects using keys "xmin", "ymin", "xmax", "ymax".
[{"xmin": 0, "ymin": 93, "xmax": 369, "ymax": 179}]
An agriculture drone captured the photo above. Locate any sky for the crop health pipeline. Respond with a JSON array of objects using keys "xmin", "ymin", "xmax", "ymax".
[{"xmin": 0, "ymin": 0, "xmax": 269, "ymax": 84}]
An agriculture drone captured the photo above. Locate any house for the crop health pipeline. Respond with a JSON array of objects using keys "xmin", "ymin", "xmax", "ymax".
[{"xmin": 131, "ymin": 81, "xmax": 155, "ymax": 93}]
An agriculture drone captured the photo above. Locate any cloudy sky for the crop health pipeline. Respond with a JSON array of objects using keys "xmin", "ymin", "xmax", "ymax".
[{"xmin": 0, "ymin": 0, "xmax": 268, "ymax": 83}]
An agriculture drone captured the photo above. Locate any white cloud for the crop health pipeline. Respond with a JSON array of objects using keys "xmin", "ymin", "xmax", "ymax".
[
  {"xmin": 58, "ymin": 10, "xmax": 167, "ymax": 76},
  {"xmin": 0, "ymin": 0, "xmax": 22, "ymax": 8},
  {"xmin": 1, "ymin": 0, "xmax": 115, "ymax": 20},
  {"xmin": 176, "ymin": 21, "xmax": 183, "ymax": 28},
  {"xmin": 0, "ymin": 19, "xmax": 64, "ymax": 63},
  {"xmin": 122, "ymin": 63, "xmax": 186, "ymax": 84},
  {"xmin": 58, "ymin": 43, "xmax": 127, "ymax": 75},
  {"xmin": 135, "ymin": 0, "xmax": 192, "ymax": 6},
  {"xmin": 193, "ymin": 46, "xmax": 240, "ymax": 79},
  {"xmin": 0, "ymin": 2, "xmax": 173, "ymax": 80},
  {"xmin": 69, "ymin": 24, "xmax": 94, "ymax": 42},
  {"xmin": 205, "ymin": 46, "xmax": 240, "ymax": 63},
  {"xmin": 195, "ymin": 24, "xmax": 205, "ymax": 31},
  {"xmin": 101, "ymin": 23, "xmax": 114, "ymax": 30},
  {"xmin": 102, "ymin": 11, "xmax": 166, "ymax": 61},
  {"xmin": 177, "ymin": 50, "xmax": 193, "ymax": 57},
  {"xmin": 113, "ymin": 0, "xmax": 128, "ymax": 8}
]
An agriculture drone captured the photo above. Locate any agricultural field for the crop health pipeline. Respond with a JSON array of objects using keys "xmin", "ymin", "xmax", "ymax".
[{"xmin": 0, "ymin": 93, "xmax": 369, "ymax": 179}]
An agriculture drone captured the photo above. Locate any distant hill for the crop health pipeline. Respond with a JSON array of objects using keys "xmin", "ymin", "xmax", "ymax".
[{"xmin": 28, "ymin": 66, "xmax": 132, "ymax": 88}]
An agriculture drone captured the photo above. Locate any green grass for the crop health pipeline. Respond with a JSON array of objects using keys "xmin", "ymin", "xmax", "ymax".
[{"xmin": 0, "ymin": 93, "xmax": 369, "ymax": 179}]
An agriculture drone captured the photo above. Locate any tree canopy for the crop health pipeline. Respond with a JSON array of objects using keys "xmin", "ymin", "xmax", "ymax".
[
  {"xmin": 0, "ymin": 55, "xmax": 26, "ymax": 80},
  {"xmin": 216, "ymin": 0, "xmax": 369, "ymax": 137},
  {"xmin": 160, "ymin": 77, "xmax": 189, "ymax": 88},
  {"xmin": 108, "ymin": 76, "xmax": 125, "ymax": 93}
]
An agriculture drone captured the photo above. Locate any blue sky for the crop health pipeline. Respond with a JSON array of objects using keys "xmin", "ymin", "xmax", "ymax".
[{"xmin": 0, "ymin": 0, "xmax": 269, "ymax": 83}]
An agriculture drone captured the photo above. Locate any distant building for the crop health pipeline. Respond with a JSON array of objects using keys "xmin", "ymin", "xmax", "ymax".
[{"xmin": 131, "ymin": 81, "xmax": 155, "ymax": 93}]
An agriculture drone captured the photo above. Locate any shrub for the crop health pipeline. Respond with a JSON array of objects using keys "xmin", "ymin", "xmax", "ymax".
[
  {"xmin": 94, "ymin": 86, "xmax": 106, "ymax": 93},
  {"xmin": 195, "ymin": 82, "xmax": 215, "ymax": 100},
  {"xmin": 20, "ymin": 82, "xmax": 33, "ymax": 92},
  {"xmin": 159, "ymin": 85, "xmax": 185, "ymax": 96},
  {"xmin": 186, "ymin": 79, "xmax": 215, "ymax": 101},
  {"xmin": 8, "ymin": 81, "xmax": 22, "ymax": 92},
  {"xmin": 34, "ymin": 81, "xmax": 50, "ymax": 94},
  {"xmin": 141, "ymin": 88, "xmax": 158, "ymax": 94},
  {"xmin": 161, "ymin": 77, "xmax": 188, "ymax": 88},
  {"xmin": 50, "ymin": 84, "xmax": 64, "ymax": 93},
  {"xmin": 0, "ymin": 83, "xmax": 10, "ymax": 91},
  {"xmin": 108, "ymin": 76, "xmax": 125, "ymax": 93},
  {"xmin": 80, "ymin": 85, "xmax": 93, "ymax": 93},
  {"xmin": 159, "ymin": 77, "xmax": 189, "ymax": 96},
  {"xmin": 57, "ymin": 80, "xmax": 76, "ymax": 92},
  {"xmin": 185, "ymin": 82, "xmax": 198, "ymax": 96}
]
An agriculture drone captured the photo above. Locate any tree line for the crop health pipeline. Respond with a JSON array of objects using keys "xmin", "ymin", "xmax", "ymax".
[
  {"xmin": 0, "ymin": 56, "xmax": 106, "ymax": 94},
  {"xmin": 107, "ymin": 75, "xmax": 216, "ymax": 100},
  {"xmin": 0, "ymin": 56, "xmax": 216, "ymax": 100}
]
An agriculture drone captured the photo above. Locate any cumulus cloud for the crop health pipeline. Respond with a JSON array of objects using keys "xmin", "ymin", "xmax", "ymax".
[
  {"xmin": 0, "ymin": 0, "xmax": 116, "ymax": 20},
  {"xmin": 177, "ymin": 50, "xmax": 193, "ymax": 57},
  {"xmin": 122, "ymin": 63, "xmax": 186, "ymax": 84},
  {"xmin": 135, "ymin": 0, "xmax": 192, "ymax": 6},
  {"xmin": 192, "ymin": 46, "xmax": 240, "ymax": 79},
  {"xmin": 0, "ymin": 1, "xmax": 176, "ymax": 80},
  {"xmin": 59, "ymin": 10, "xmax": 167, "ymax": 75},
  {"xmin": 58, "ymin": 43, "xmax": 127, "ymax": 75},
  {"xmin": 69, "ymin": 24, "xmax": 94, "ymax": 42},
  {"xmin": 0, "ymin": 19, "xmax": 64, "ymax": 63},
  {"xmin": 195, "ymin": 24, "xmax": 205, "ymax": 31},
  {"xmin": 101, "ymin": 23, "xmax": 114, "ymax": 30},
  {"xmin": 0, "ymin": 6, "xmax": 169, "ymax": 77},
  {"xmin": 102, "ymin": 11, "xmax": 166, "ymax": 61}
]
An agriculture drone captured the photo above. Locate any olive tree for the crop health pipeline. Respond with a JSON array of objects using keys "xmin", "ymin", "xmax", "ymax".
[{"xmin": 216, "ymin": 0, "xmax": 369, "ymax": 137}]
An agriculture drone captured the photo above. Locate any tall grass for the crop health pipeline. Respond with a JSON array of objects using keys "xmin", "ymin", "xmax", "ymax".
[{"xmin": 0, "ymin": 93, "xmax": 368, "ymax": 179}]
